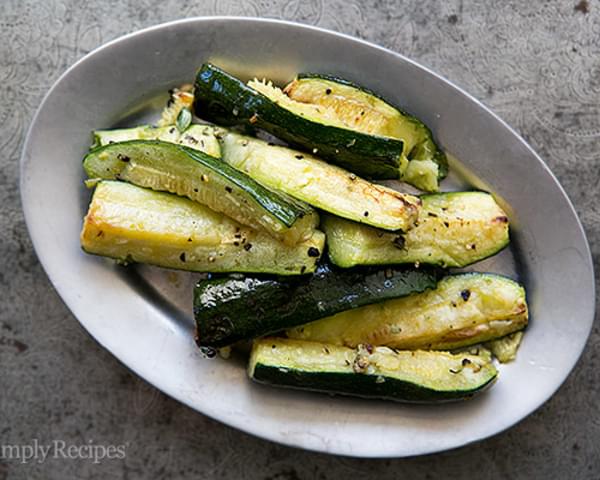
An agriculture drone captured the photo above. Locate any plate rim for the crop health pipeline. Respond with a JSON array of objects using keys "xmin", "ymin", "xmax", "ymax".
[{"xmin": 20, "ymin": 16, "xmax": 596, "ymax": 458}]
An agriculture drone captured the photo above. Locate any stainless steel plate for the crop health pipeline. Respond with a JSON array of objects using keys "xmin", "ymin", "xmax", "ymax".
[{"xmin": 20, "ymin": 17, "xmax": 595, "ymax": 457}]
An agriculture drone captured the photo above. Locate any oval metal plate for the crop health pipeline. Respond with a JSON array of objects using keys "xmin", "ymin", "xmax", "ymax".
[{"xmin": 20, "ymin": 17, "xmax": 595, "ymax": 457}]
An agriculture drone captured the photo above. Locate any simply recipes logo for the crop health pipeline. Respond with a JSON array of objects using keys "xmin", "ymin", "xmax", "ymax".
[{"xmin": 0, "ymin": 439, "xmax": 128, "ymax": 464}]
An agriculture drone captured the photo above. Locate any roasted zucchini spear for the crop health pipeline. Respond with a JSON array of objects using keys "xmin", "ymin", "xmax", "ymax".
[
  {"xmin": 323, "ymin": 191, "xmax": 510, "ymax": 268},
  {"xmin": 91, "ymin": 124, "xmax": 221, "ymax": 158},
  {"xmin": 80, "ymin": 181, "xmax": 325, "ymax": 275},
  {"xmin": 219, "ymin": 132, "xmax": 421, "ymax": 232},
  {"xmin": 249, "ymin": 338, "xmax": 498, "ymax": 403},
  {"xmin": 287, "ymin": 273, "xmax": 528, "ymax": 350}
]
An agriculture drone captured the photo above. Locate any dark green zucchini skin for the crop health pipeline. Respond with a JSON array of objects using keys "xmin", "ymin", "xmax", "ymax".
[
  {"xmin": 296, "ymin": 72, "xmax": 448, "ymax": 178},
  {"xmin": 193, "ymin": 63, "xmax": 407, "ymax": 179},
  {"xmin": 251, "ymin": 364, "xmax": 494, "ymax": 403},
  {"xmin": 194, "ymin": 263, "xmax": 441, "ymax": 348}
]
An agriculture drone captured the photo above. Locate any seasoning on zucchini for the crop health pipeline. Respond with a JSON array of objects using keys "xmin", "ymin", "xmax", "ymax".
[
  {"xmin": 322, "ymin": 191, "xmax": 510, "ymax": 268},
  {"xmin": 249, "ymin": 338, "xmax": 498, "ymax": 403},
  {"xmin": 80, "ymin": 181, "xmax": 325, "ymax": 275},
  {"xmin": 220, "ymin": 132, "xmax": 421, "ymax": 232},
  {"xmin": 287, "ymin": 273, "xmax": 528, "ymax": 350},
  {"xmin": 83, "ymin": 140, "xmax": 319, "ymax": 245},
  {"xmin": 194, "ymin": 63, "xmax": 412, "ymax": 181},
  {"xmin": 91, "ymin": 124, "xmax": 221, "ymax": 158},
  {"xmin": 284, "ymin": 74, "xmax": 447, "ymax": 191},
  {"xmin": 194, "ymin": 264, "xmax": 440, "ymax": 348}
]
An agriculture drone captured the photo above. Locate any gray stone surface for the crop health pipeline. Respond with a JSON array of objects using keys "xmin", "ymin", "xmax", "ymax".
[{"xmin": 1, "ymin": 0, "xmax": 599, "ymax": 478}]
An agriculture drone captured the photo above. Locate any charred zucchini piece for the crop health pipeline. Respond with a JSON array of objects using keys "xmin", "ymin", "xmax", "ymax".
[
  {"xmin": 323, "ymin": 192, "xmax": 509, "ymax": 268},
  {"xmin": 285, "ymin": 74, "xmax": 447, "ymax": 191},
  {"xmin": 287, "ymin": 273, "xmax": 528, "ymax": 350},
  {"xmin": 249, "ymin": 338, "xmax": 498, "ymax": 403},
  {"xmin": 194, "ymin": 264, "xmax": 440, "ymax": 348},
  {"xmin": 80, "ymin": 181, "xmax": 325, "ymax": 275},
  {"xmin": 194, "ymin": 63, "xmax": 410, "ymax": 180},
  {"xmin": 83, "ymin": 140, "xmax": 318, "ymax": 245},
  {"xmin": 220, "ymin": 132, "xmax": 420, "ymax": 232}
]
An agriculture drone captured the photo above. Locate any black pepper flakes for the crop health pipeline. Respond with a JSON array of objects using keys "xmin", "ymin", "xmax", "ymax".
[
  {"xmin": 461, "ymin": 289, "xmax": 471, "ymax": 301},
  {"xmin": 392, "ymin": 235, "xmax": 405, "ymax": 249},
  {"xmin": 225, "ymin": 186, "xmax": 233, "ymax": 193},
  {"xmin": 295, "ymin": 154, "xmax": 304, "ymax": 159},
  {"xmin": 193, "ymin": 188, "xmax": 199, "ymax": 193},
  {"xmin": 117, "ymin": 153, "xmax": 130, "ymax": 162},
  {"xmin": 244, "ymin": 243, "xmax": 252, "ymax": 251},
  {"xmin": 325, "ymin": 88, "xmax": 332, "ymax": 95},
  {"xmin": 233, "ymin": 241, "xmax": 240, "ymax": 247},
  {"xmin": 179, "ymin": 252, "xmax": 186, "ymax": 262},
  {"xmin": 427, "ymin": 212, "xmax": 438, "ymax": 218},
  {"xmin": 307, "ymin": 247, "xmax": 320, "ymax": 257},
  {"xmin": 462, "ymin": 358, "xmax": 472, "ymax": 366},
  {"xmin": 443, "ymin": 221, "xmax": 450, "ymax": 228},
  {"xmin": 363, "ymin": 211, "xmax": 369, "ymax": 217},
  {"xmin": 300, "ymin": 265, "xmax": 307, "ymax": 274}
]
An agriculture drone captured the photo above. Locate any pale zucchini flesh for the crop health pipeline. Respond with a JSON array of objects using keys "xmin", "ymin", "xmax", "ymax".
[
  {"xmin": 485, "ymin": 331, "xmax": 524, "ymax": 363},
  {"xmin": 287, "ymin": 273, "xmax": 528, "ymax": 349},
  {"xmin": 220, "ymin": 132, "xmax": 421, "ymax": 232},
  {"xmin": 83, "ymin": 140, "xmax": 319, "ymax": 245},
  {"xmin": 92, "ymin": 124, "xmax": 221, "ymax": 158},
  {"xmin": 323, "ymin": 192, "xmax": 510, "ymax": 268},
  {"xmin": 80, "ymin": 181, "xmax": 325, "ymax": 275},
  {"xmin": 249, "ymin": 338, "xmax": 498, "ymax": 403}
]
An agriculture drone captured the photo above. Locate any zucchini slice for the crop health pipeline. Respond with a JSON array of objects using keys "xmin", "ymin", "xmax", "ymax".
[
  {"xmin": 83, "ymin": 140, "xmax": 318, "ymax": 245},
  {"xmin": 284, "ymin": 74, "xmax": 447, "ymax": 191},
  {"xmin": 91, "ymin": 124, "xmax": 221, "ymax": 158},
  {"xmin": 287, "ymin": 273, "xmax": 528, "ymax": 350},
  {"xmin": 220, "ymin": 132, "xmax": 420, "ymax": 232},
  {"xmin": 485, "ymin": 331, "xmax": 524, "ymax": 363},
  {"xmin": 80, "ymin": 181, "xmax": 325, "ymax": 275},
  {"xmin": 157, "ymin": 85, "xmax": 194, "ymax": 127},
  {"xmin": 249, "ymin": 338, "xmax": 498, "ymax": 403},
  {"xmin": 323, "ymin": 192, "xmax": 510, "ymax": 268},
  {"xmin": 194, "ymin": 264, "xmax": 440, "ymax": 348},
  {"xmin": 194, "ymin": 63, "xmax": 409, "ymax": 180}
]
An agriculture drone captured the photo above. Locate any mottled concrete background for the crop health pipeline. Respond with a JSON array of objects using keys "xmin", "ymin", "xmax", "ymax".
[{"xmin": 2, "ymin": 0, "xmax": 600, "ymax": 478}]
